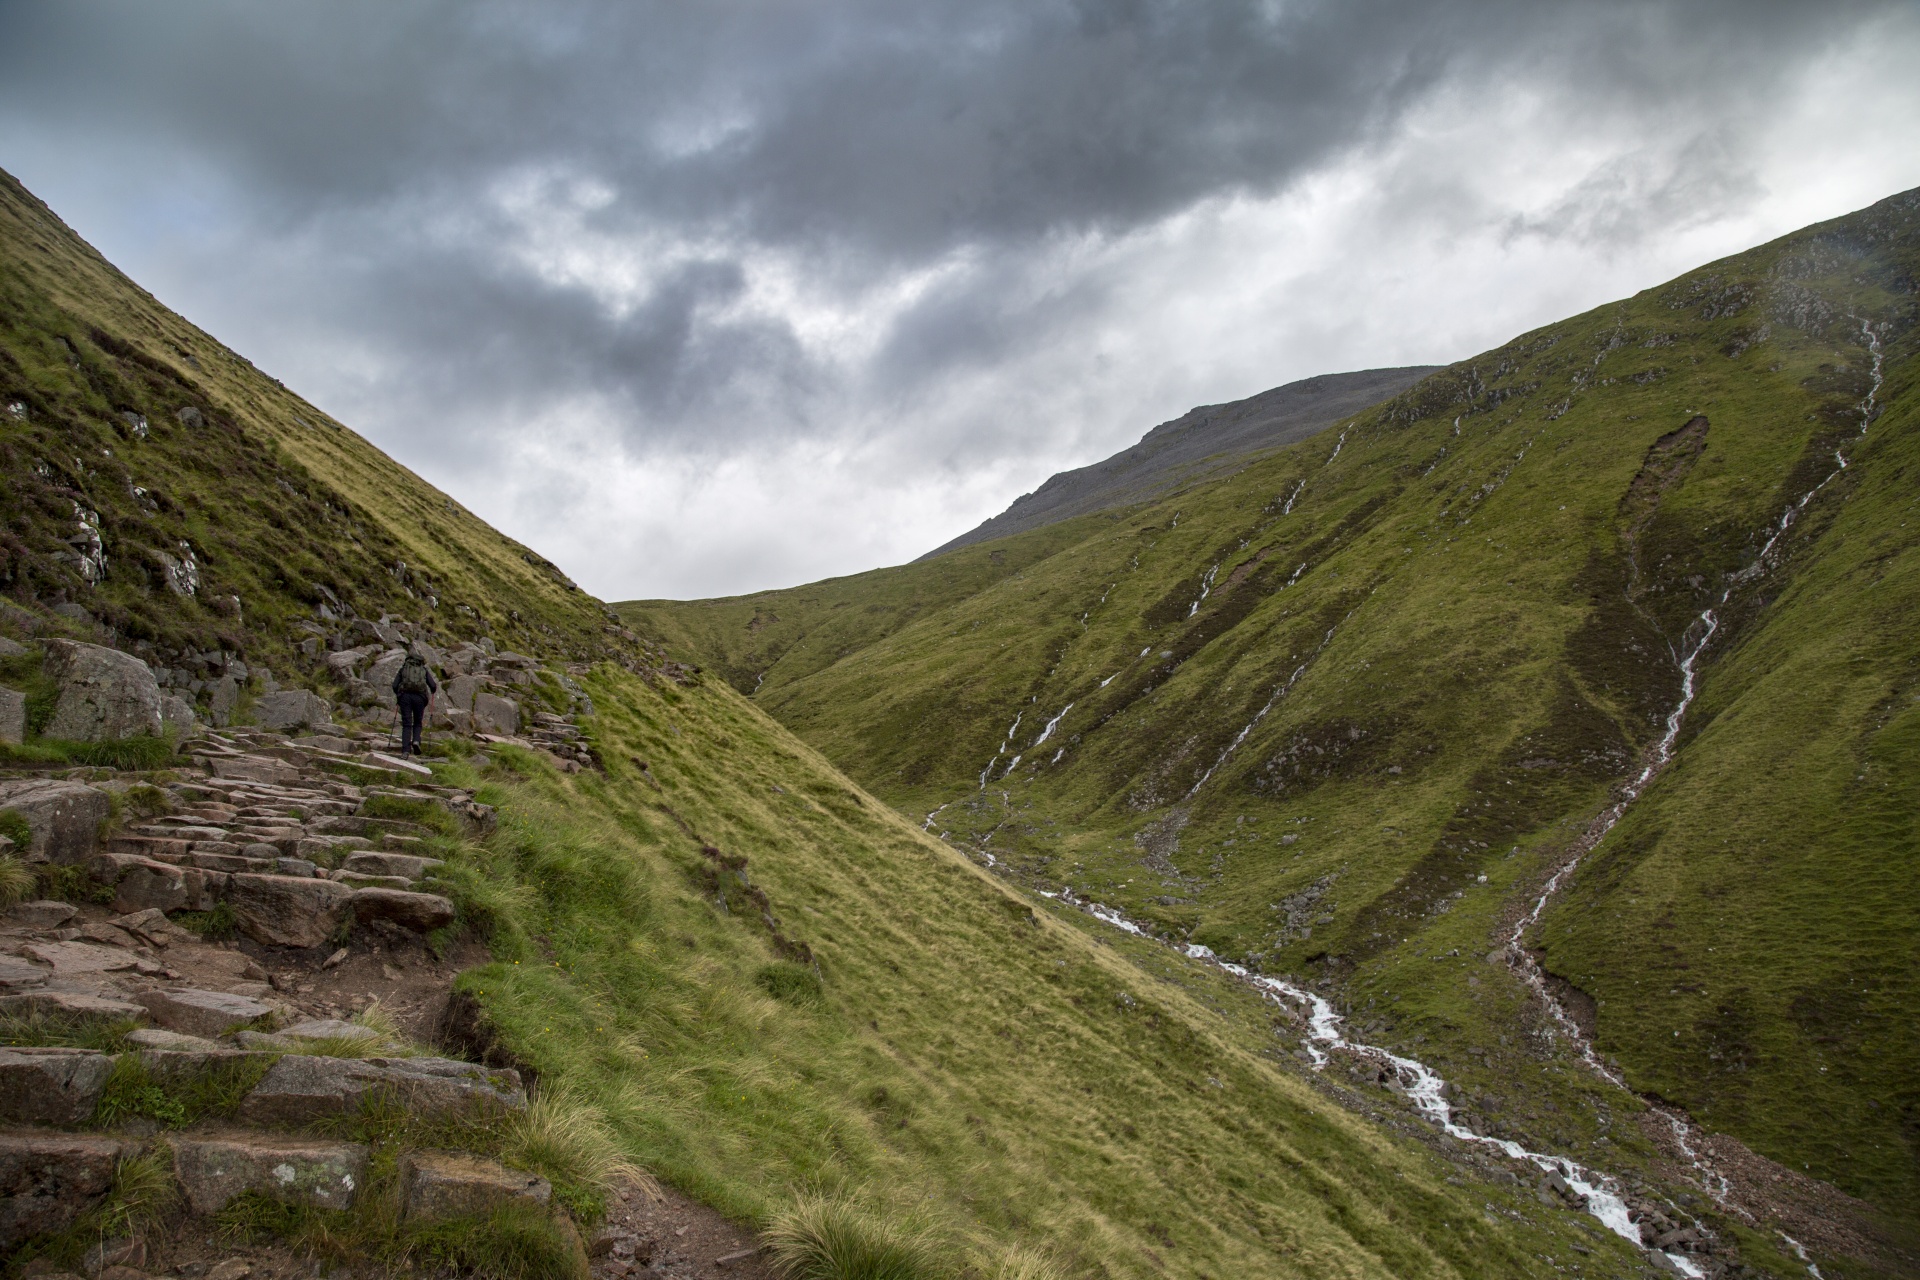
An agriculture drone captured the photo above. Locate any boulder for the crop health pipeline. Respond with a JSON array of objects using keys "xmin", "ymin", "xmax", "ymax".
[
  {"xmin": 442, "ymin": 674, "xmax": 483, "ymax": 715},
  {"xmin": 171, "ymin": 1134, "xmax": 369, "ymax": 1214},
  {"xmin": 0, "ymin": 685, "xmax": 23, "ymax": 744},
  {"xmin": 363, "ymin": 650, "xmax": 406, "ymax": 707},
  {"xmin": 89, "ymin": 852, "xmax": 201, "ymax": 914},
  {"xmin": 137, "ymin": 988, "xmax": 281, "ymax": 1038},
  {"xmin": 0, "ymin": 779, "xmax": 113, "ymax": 863},
  {"xmin": 252, "ymin": 689, "xmax": 332, "ymax": 733},
  {"xmin": 40, "ymin": 641, "xmax": 163, "ymax": 741},
  {"xmin": 0, "ymin": 1046, "xmax": 114, "ymax": 1124},
  {"xmin": 343, "ymin": 850, "xmax": 444, "ymax": 880},
  {"xmin": 351, "ymin": 888, "xmax": 455, "ymax": 932},
  {"xmin": 0, "ymin": 1132, "xmax": 133, "ymax": 1247},
  {"xmin": 238, "ymin": 1054, "xmax": 525, "ymax": 1126},
  {"xmin": 400, "ymin": 1150, "xmax": 550, "ymax": 1221},
  {"xmin": 4, "ymin": 899, "xmax": 78, "ymax": 929},
  {"xmin": 224, "ymin": 873, "xmax": 355, "ymax": 947},
  {"xmin": 472, "ymin": 692, "xmax": 520, "ymax": 736}
]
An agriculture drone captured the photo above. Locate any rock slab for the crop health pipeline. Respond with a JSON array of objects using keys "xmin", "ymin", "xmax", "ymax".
[
  {"xmin": 238, "ymin": 1054, "xmax": 526, "ymax": 1125},
  {"xmin": 41, "ymin": 640, "xmax": 164, "ymax": 741},
  {"xmin": 171, "ymin": 1134, "xmax": 369, "ymax": 1214},
  {"xmin": 401, "ymin": 1150, "xmax": 551, "ymax": 1221},
  {"xmin": 0, "ymin": 685, "xmax": 22, "ymax": 744},
  {"xmin": 224, "ymin": 872, "xmax": 355, "ymax": 947},
  {"xmin": 351, "ymin": 887, "xmax": 456, "ymax": 932},
  {"xmin": 0, "ymin": 1047, "xmax": 113, "ymax": 1124},
  {"xmin": 0, "ymin": 1131, "xmax": 133, "ymax": 1247},
  {"xmin": 138, "ymin": 988, "xmax": 281, "ymax": 1038},
  {"xmin": 252, "ymin": 689, "xmax": 332, "ymax": 733}
]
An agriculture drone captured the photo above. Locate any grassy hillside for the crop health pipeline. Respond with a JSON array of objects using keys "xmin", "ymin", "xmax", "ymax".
[
  {"xmin": 0, "ymin": 167, "xmax": 1687, "ymax": 1277},
  {"xmin": 636, "ymin": 188, "xmax": 1920, "ymax": 1243},
  {"xmin": 0, "ymin": 167, "xmax": 641, "ymax": 680}
]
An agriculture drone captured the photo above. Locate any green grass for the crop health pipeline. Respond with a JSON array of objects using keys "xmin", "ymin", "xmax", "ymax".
[
  {"xmin": 636, "ymin": 188, "xmax": 1920, "ymax": 1247},
  {"xmin": 762, "ymin": 1192, "xmax": 941, "ymax": 1280},
  {"xmin": 92, "ymin": 1050, "xmax": 278, "ymax": 1128}
]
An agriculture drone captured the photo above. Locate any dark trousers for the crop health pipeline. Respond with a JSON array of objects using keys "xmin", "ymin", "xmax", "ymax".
[{"xmin": 397, "ymin": 691, "xmax": 429, "ymax": 754}]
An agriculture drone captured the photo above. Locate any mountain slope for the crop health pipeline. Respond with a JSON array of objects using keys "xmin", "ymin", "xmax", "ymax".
[
  {"xmin": 0, "ymin": 168, "xmax": 1670, "ymax": 1278},
  {"xmin": 917, "ymin": 366, "xmax": 1440, "ymax": 560},
  {"xmin": 638, "ymin": 187, "xmax": 1920, "ymax": 1259}
]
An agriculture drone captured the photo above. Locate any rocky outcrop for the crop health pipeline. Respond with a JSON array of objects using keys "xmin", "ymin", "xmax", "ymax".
[
  {"xmin": 252, "ymin": 689, "xmax": 332, "ymax": 733},
  {"xmin": 40, "ymin": 640, "xmax": 164, "ymax": 740},
  {"xmin": 0, "ymin": 779, "xmax": 112, "ymax": 863},
  {"xmin": 225, "ymin": 873, "xmax": 355, "ymax": 947}
]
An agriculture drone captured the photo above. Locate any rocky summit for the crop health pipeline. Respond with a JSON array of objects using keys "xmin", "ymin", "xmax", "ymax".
[{"xmin": 5, "ymin": 157, "xmax": 1919, "ymax": 1280}]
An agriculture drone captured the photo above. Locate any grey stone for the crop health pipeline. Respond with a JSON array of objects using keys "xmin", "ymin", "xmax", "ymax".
[
  {"xmin": 238, "ymin": 1054, "xmax": 525, "ymax": 1125},
  {"xmin": 275, "ymin": 858, "xmax": 318, "ymax": 878},
  {"xmin": 171, "ymin": 1134, "xmax": 369, "ymax": 1214},
  {"xmin": 0, "ymin": 1046, "xmax": 114, "ymax": 1124},
  {"xmin": 0, "ymin": 956, "xmax": 48, "ymax": 991},
  {"xmin": 40, "ymin": 640, "xmax": 164, "ymax": 741},
  {"xmin": 206, "ymin": 673, "xmax": 239, "ymax": 727},
  {"xmin": 343, "ymin": 850, "xmax": 444, "ymax": 880},
  {"xmin": 0, "ymin": 1131, "xmax": 133, "ymax": 1247},
  {"xmin": 0, "ymin": 685, "xmax": 23, "ymax": 745},
  {"xmin": 472, "ymin": 692, "xmax": 520, "ymax": 736},
  {"xmin": 4, "ymin": 899, "xmax": 78, "ymax": 929},
  {"xmin": 225, "ymin": 873, "xmax": 355, "ymax": 948},
  {"xmin": 0, "ymin": 637, "xmax": 26, "ymax": 657},
  {"xmin": 19, "ymin": 939, "xmax": 140, "ymax": 977},
  {"xmin": 401, "ymin": 1150, "xmax": 550, "ymax": 1221},
  {"xmin": 0, "ymin": 779, "xmax": 113, "ymax": 863},
  {"xmin": 363, "ymin": 650, "xmax": 406, "ymax": 707},
  {"xmin": 332, "ymin": 871, "xmax": 414, "ymax": 890},
  {"xmin": 89, "ymin": 852, "xmax": 199, "ymax": 914},
  {"xmin": 137, "ymin": 988, "xmax": 281, "ymax": 1038},
  {"xmin": 206, "ymin": 753, "xmax": 300, "ymax": 786},
  {"xmin": 350, "ymin": 888, "xmax": 455, "ymax": 932},
  {"xmin": 442, "ymin": 674, "xmax": 483, "ymax": 715},
  {"xmin": 252, "ymin": 689, "xmax": 332, "ymax": 733},
  {"xmin": 275, "ymin": 1018, "xmax": 379, "ymax": 1045},
  {"xmin": 159, "ymin": 694, "xmax": 196, "ymax": 738}
]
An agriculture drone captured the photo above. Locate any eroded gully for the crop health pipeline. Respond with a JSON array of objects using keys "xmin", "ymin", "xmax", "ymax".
[{"xmin": 1003, "ymin": 320, "xmax": 1885, "ymax": 1277}]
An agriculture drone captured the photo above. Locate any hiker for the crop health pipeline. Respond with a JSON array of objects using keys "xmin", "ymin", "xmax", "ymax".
[{"xmin": 392, "ymin": 644, "xmax": 437, "ymax": 755}]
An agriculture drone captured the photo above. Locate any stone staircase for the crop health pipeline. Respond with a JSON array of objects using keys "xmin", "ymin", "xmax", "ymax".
[{"xmin": 0, "ymin": 726, "xmax": 582, "ymax": 1278}]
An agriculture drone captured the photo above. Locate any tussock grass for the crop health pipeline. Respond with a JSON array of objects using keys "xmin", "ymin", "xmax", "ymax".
[
  {"xmin": 502, "ymin": 1088, "xmax": 653, "ymax": 1220},
  {"xmin": 93, "ymin": 1049, "xmax": 277, "ymax": 1127},
  {"xmin": 0, "ymin": 1006, "xmax": 138, "ymax": 1051},
  {"xmin": 762, "ymin": 1193, "xmax": 941, "ymax": 1280},
  {"xmin": 0, "ymin": 851, "xmax": 33, "ymax": 906}
]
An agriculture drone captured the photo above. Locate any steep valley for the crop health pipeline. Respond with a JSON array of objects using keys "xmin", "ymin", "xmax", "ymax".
[{"xmin": 632, "ymin": 189, "xmax": 1920, "ymax": 1277}]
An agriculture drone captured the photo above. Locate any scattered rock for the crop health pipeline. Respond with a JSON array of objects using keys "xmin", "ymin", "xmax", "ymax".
[
  {"xmin": 224, "ymin": 873, "xmax": 355, "ymax": 947},
  {"xmin": 40, "ymin": 640, "xmax": 164, "ymax": 741},
  {"xmin": 0, "ymin": 1046, "xmax": 114, "ymax": 1124},
  {"xmin": 239, "ymin": 1054, "xmax": 525, "ymax": 1125},
  {"xmin": 252, "ymin": 689, "xmax": 333, "ymax": 733},
  {"xmin": 205, "ymin": 1261, "xmax": 252, "ymax": 1280},
  {"xmin": 400, "ymin": 1150, "xmax": 551, "ymax": 1221},
  {"xmin": 171, "ymin": 1134, "xmax": 369, "ymax": 1214},
  {"xmin": 0, "ymin": 1132, "xmax": 133, "ymax": 1247},
  {"xmin": 351, "ymin": 888, "xmax": 456, "ymax": 932},
  {"xmin": 0, "ymin": 779, "xmax": 113, "ymax": 863},
  {"xmin": 137, "ymin": 988, "xmax": 281, "ymax": 1038}
]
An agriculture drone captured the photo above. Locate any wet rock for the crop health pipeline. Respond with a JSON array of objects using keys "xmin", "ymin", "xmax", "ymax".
[
  {"xmin": 238, "ymin": 1054, "xmax": 526, "ymax": 1125},
  {"xmin": 0, "ymin": 1046, "xmax": 114, "ymax": 1124},
  {"xmin": 40, "ymin": 641, "xmax": 164, "ymax": 741},
  {"xmin": 351, "ymin": 887, "xmax": 456, "ymax": 932},
  {"xmin": 0, "ymin": 685, "xmax": 23, "ymax": 744},
  {"xmin": 253, "ymin": 689, "xmax": 332, "ymax": 733},
  {"xmin": 0, "ymin": 779, "xmax": 113, "ymax": 863},
  {"xmin": 343, "ymin": 850, "xmax": 444, "ymax": 880},
  {"xmin": 137, "ymin": 988, "xmax": 281, "ymax": 1038},
  {"xmin": 4, "ymin": 899, "xmax": 78, "ymax": 929},
  {"xmin": 224, "ymin": 873, "xmax": 354, "ymax": 947},
  {"xmin": 171, "ymin": 1134, "xmax": 369, "ymax": 1214},
  {"xmin": 0, "ymin": 1132, "xmax": 133, "ymax": 1247},
  {"xmin": 400, "ymin": 1150, "xmax": 550, "ymax": 1221}
]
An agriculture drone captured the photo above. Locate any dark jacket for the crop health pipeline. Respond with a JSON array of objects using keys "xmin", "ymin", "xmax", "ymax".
[{"xmin": 392, "ymin": 655, "xmax": 438, "ymax": 699}]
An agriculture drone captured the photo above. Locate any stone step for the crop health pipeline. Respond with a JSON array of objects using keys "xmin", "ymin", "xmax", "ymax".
[
  {"xmin": 332, "ymin": 870, "xmax": 415, "ymax": 890},
  {"xmin": 172, "ymin": 1133, "xmax": 369, "ymax": 1215},
  {"xmin": 0, "ymin": 1131, "xmax": 138, "ymax": 1249},
  {"xmin": 345, "ymin": 850, "xmax": 444, "ymax": 880}
]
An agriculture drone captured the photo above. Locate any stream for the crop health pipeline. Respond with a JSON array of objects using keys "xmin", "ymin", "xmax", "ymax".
[{"xmin": 1032, "ymin": 320, "xmax": 1888, "ymax": 1277}]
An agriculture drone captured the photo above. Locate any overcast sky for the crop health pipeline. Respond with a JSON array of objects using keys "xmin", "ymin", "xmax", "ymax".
[{"xmin": 2, "ymin": 2, "xmax": 1917, "ymax": 600}]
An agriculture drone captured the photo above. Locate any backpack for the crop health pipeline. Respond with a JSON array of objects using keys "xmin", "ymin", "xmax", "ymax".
[{"xmin": 395, "ymin": 654, "xmax": 432, "ymax": 695}]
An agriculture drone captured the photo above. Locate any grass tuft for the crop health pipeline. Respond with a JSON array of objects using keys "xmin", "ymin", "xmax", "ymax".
[
  {"xmin": 0, "ymin": 851, "xmax": 34, "ymax": 906},
  {"xmin": 501, "ymin": 1089, "xmax": 651, "ymax": 1222},
  {"xmin": 755, "ymin": 961, "xmax": 823, "ymax": 1006},
  {"xmin": 173, "ymin": 899, "xmax": 239, "ymax": 941},
  {"xmin": 762, "ymin": 1194, "xmax": 942, "ymax": 1280},
  {"xmin": 0, "ymin": 1006, "xmax": 138, "ymax": 1051}
]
